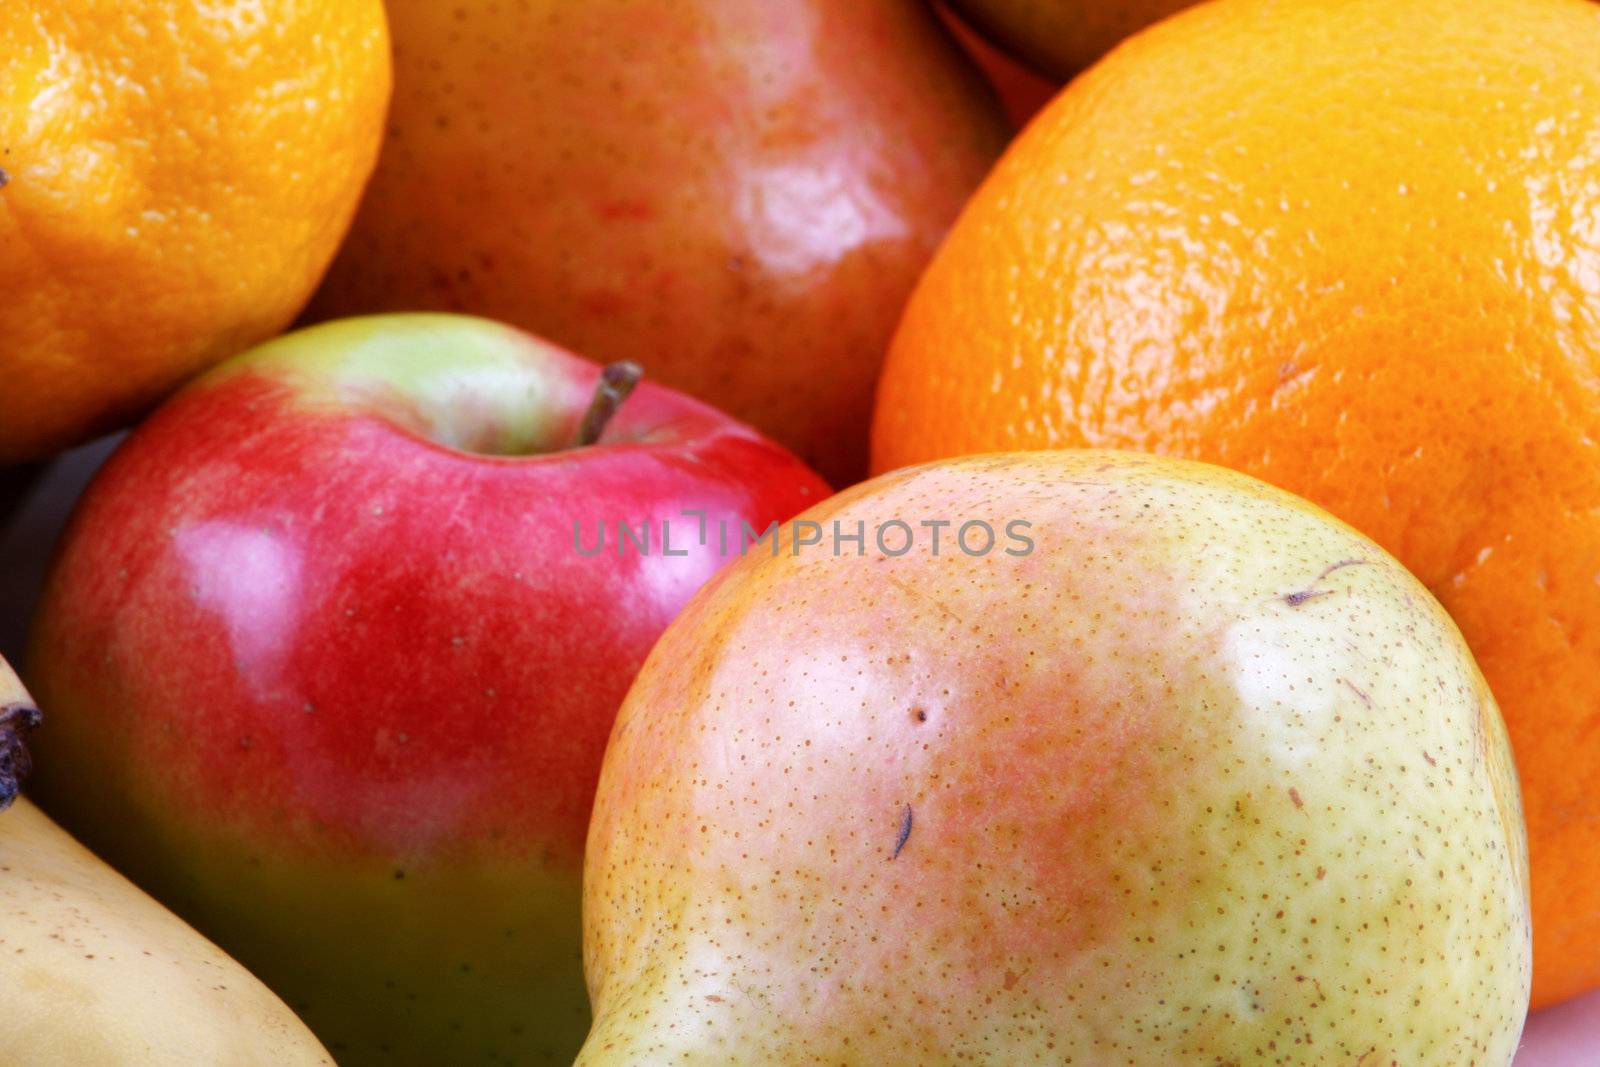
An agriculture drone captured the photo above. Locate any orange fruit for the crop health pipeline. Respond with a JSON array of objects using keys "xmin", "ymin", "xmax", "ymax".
[
  {"xmin": 945, "ymin": 0, "xmax": 1197, "ymax": 77},
  {"xmin": 0, "ymin": 2, "xmax": 391, "ymax": 463},
  {"xmin": 874, "ymin": 0, "xmax": 1600, "ymax": 1008}
]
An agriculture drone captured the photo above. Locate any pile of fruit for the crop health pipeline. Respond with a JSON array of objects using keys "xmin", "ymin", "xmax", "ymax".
[{"xmin": 2, "ymin": 0, "xmax": 1598, "ymax": 1063}]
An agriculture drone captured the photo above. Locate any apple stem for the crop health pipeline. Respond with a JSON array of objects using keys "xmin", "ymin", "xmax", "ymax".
[
  {"xmin": 0, "ymin": 701, "xmax": 41, "ymax": 812},
  {"xmin": 573, "ymin": 360, "xmax": 645, "ymax": 448}
]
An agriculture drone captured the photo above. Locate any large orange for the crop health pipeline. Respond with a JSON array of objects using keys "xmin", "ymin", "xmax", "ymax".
[
  {"xmin": 874, "ymin": 0, "xmax": 1600, "ymax": 1008},
  {"xmin": 0, "ymin": 2, "xmax": 390, "ymax": 463}
]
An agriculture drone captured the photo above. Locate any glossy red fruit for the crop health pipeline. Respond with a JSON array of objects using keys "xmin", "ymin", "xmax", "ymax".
[
  {"xmin": 26, "ymin": 314, "xmax": 829, "ymax": 1066},
  {"xmin": 304, "ymin": 0, "xmax": 1010, "ymax": 485}
]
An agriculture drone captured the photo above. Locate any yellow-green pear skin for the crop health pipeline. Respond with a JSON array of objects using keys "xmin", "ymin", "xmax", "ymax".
[
  {"xmin": 578, "ymin": 450, "xmax": 1532, "ymax": 1065},
  {"xmin": 0, "ymin": 659, "xmax": 332, "ymax": 1066}
]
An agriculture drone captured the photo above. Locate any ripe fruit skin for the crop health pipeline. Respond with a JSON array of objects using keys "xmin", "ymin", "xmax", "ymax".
[
  {"xmin": 25, "ymin": 315, "xmax": 828, "ymax": 1065},
  {"xmin": 873, "ymin": 0, "xmax": 1600, "ymax": 1008},
  {"xmin": 0, "ymin": 1, "xmax": 391, "ymax": 463},
  {"xmin": 580, "ymin": 451, "xmax": 1530, "ymax": 1066},
  {"xmin": 0, "ymin": 659, "xmax": 332, "ymax": 1066},
  {"xmin": 945, "ymin": 0, "xmax": 1194, "ymax": 77},
  {"xmin": 305, "ymin": 0, "xmax": 1009, "ymax": 485}
]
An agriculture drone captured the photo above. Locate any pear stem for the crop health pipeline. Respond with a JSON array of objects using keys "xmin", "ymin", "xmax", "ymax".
[
  {"xmin": 573, "ymin": 361, "xmax": 645, "ymax": 448},
  {"xmin": 0, "ymin": 701, "xmax": 42, "ymax": 812}
]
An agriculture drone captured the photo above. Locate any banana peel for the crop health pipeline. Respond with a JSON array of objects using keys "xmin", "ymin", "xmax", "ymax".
[{"xmin": 0, "ymin": 657, "xmax": 333, "ymax": 1065}]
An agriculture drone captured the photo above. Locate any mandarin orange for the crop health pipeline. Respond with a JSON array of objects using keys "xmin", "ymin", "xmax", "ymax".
[
  {"xmin": 0, "ymin": 1, "xmax": 390, "ymax": 462},
  {"xmin": 874, "ymin": 0, "xmax": 1600, "ymax": 1008}
]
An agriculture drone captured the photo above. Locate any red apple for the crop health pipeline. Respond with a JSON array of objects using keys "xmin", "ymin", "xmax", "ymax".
[{"xmin": 25, "ymin": 313, "xmax": 828, "ymax": 1066}]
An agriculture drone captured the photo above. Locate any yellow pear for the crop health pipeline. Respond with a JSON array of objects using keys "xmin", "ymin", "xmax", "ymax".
[{"xmin": 580, "ymin": 450, "xmax": 1531, "ymax": 1065}]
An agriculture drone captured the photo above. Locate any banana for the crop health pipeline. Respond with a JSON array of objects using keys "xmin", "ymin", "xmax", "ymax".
[{"xmin": 0, "ymin": 657, "xmax": 334, "ymax": 1065}]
